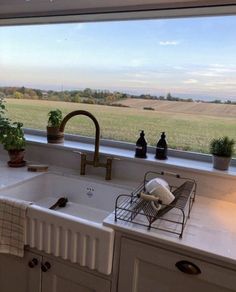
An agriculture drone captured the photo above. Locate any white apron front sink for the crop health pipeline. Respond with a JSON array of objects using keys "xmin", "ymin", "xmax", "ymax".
[{"xmin": 0, "ymin": 172, "xmax": 131, "ymax": 275}]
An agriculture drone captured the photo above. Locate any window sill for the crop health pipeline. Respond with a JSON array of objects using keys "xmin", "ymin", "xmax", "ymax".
[{"xmin": 25, "ymin": 129, "xmax": 236, "ymax": 179}]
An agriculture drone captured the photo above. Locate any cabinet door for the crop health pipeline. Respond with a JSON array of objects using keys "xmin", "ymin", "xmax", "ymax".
[
  {"xmin": 118, "ymin": 238, "xmax": 236, "ymax": 292},
  {"xmin": 42, "ymin": 256, "xmax": 111, "ymax": 292},
  {"xmin": 0, "ymin": 251, "xmax": 41, "ymax": 292}
]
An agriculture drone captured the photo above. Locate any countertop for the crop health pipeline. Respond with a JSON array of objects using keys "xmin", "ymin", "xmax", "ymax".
[
  {"xmin": 0, "ymin": 158, "xmax": 41, "ymax": 188},
  {"xmin": 104, "ymin": 195, "xmax": 236, "ymax": 267},
  {"xmin": 1, "ymin": 156, "xmax": 236, "ymax": 268}
]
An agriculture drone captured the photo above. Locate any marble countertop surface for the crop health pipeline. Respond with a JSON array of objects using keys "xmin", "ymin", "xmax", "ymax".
[
  {"xmin": 1, "ymin": 155, "xmax": 236, "ymax": 268},
  {"xmin": 0, "ymin": 158, "xmax": 42, "ymax": 189},
  {"xmin": 104, "ymin": 195, "xmax": 236, "ymax": 267}
]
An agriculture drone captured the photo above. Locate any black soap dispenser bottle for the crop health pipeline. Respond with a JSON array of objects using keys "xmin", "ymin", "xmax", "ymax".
[
  {"xmin": 155, "ymin": 132, "xmax": 168, "ymax": 160},
  {"xmin": 135, "ymin": 130, "xmax": 147, "ymax": 158}
]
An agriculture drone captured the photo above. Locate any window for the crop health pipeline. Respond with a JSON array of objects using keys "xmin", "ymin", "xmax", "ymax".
[{"xmin": 0, "ymin": 16, "xmax": 235, "ymax": 155}]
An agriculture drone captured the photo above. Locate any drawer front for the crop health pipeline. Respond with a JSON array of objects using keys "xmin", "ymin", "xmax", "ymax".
[{"xmin": 118, "ymin": 238, "xmax": 236, "ymax": 292}]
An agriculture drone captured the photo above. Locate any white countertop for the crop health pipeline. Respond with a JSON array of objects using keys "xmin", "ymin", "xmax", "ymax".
[
  {"xmin": 104, "ymin": 195, "xmax": 236, "ymax": 267},
  {"xmin": 0, "ymin": 158, "xmax": 41, "ymax": 189},
  {"xmin": 1, "ymin": 156, "xmax": 236, "ymax": 268}
]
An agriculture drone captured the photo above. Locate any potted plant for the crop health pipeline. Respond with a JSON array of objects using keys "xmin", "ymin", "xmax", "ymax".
[
  {"xmin": 47, "ymin": 109, "xmax": 64, "ymax": 143},
  {"xmin": 210, "ymin": 136, "xmax": 235, "ymax": 170},
  {"xmin": 0, "ymin": 96, "xmax": 26, "ymax": 167},
  {"xmin": 0, "ymin": 122, "xmax": 26, "ymax": 167}
]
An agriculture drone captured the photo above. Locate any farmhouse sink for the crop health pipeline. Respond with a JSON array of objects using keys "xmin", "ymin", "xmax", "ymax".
[{"xmin": 0, "ymin": 172, "xmax": 131, "ymax": 274}]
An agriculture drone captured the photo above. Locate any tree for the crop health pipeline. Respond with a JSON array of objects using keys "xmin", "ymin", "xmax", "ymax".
[
  {"xmin": 166, "ymin": 92, "xmax": 173, "ymax": 101},
  {"xmin": 13, "ymin": 91, "xmax": 24, "ymax": 99},
  {"xmin": 0, "ymin": 92, "xmax": 6, "ymax": 99},
  {"xmin": 83, "ymin": 88, "xmax": 93, "ymax": 98},
  {"xmin": 18, "ymin": 86, "xmax": 26, "ymax": 94}
]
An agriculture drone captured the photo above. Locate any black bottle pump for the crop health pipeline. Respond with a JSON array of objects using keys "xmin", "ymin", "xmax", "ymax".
[
  {"xmin": 155, "ymin": 132, "xmax": 168, "ymax": 160},
  {"xmin": 135, "ymin": 130, "xmax": 147, "ymax": 158}
]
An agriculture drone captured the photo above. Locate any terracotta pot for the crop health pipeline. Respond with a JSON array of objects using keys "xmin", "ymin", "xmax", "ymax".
[
  {"xmin": 8, "ymin": 149, "xmax": 26, "ymax": 167},
  {"xmin": 212, "ymin": 155, "xmax": 231, "ymax": 171},
  {"xmin": 47, "ymin": 126, "xmax": 64, "ymax": 144}
]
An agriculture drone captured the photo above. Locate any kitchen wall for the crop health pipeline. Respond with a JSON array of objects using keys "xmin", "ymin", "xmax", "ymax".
[{"xmin": 22, "ymin": 141, "xmax": 236, "ymax": 204}]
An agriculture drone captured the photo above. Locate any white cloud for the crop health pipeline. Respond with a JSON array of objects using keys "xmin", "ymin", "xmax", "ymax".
[
  {"xmin": 190, "ymin": 71, "xmax": 222, "ymax": 77},
  {"xmin": 183, "ymin": 79, "xmax": 199, "ymax": 84},
  {"xmin": 189, "ymin": 64, "xmax": 236, "ymax": 78},
  {"xmin": 205, "ymin": 80, "xmax": 236, "ymax": 88},
  {"xmin": 124, "ymin": 73, "xmax": 146, "ymax": 78},
  {"xmin": 159, "ymin": 41, "xmax": 180, "ymax": 46},
  {"xmin": 56, "ymin": 39, "xmax": 65, "ymax": 43},
  {"xmin": 209, "ymin": 67, "xmax": 236, "ymax": 73},
  {"xmin": 120, "ymin": 79, "xmax": 151, "ymax": 84},
  {"xmin": 173, "ymin": 66, "xmax": 184, "ymax": 70},
  {"xmin": 74, "ymin": 23, "xmax": 85, "ymax": 30},
  {"xmin": 128, "ymin": 59, "xmax": 148, "ymax": 68}
]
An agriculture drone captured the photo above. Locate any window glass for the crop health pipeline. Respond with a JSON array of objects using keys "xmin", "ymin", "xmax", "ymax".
[{"xmin": 0, "ymin": 16, "xmax": 235, "ymax": 154}]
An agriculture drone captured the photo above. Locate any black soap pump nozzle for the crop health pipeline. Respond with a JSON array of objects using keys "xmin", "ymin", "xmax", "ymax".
[
  {"xmin": 135, "ymin": 130, "xmax": 147, "ymax": 158},
  {"xmin": 155, "ymin": 132, "xmax": 168, "ymax": 160}
]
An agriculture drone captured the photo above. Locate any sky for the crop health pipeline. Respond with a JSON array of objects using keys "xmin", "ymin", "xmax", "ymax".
[{"xmin": 1, "ymin": 16, "xmax": 236, "ymax": 101}]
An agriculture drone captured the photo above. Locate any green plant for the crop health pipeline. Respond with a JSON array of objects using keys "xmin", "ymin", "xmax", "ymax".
[
  {"xmin": 0, "ymin": 122, "xmax": 26, "ymax": 151},
  {"xmin": 0, "ymin": 96, "xmax": 10, "ymax": 142},
  {"xmin": 0, "ymin": 96, "xmax": 26, "ymax": 151},
  {"xmin": 48, "ymin": 109, "xmax": 63, "ymax": 127},
  {"xmin": 0, "ymin": 96, "xmax": 9, "ymax": 125},
  {"xmin": 210, "ymin": 136, "xmax": 235, "ymax": 157}
]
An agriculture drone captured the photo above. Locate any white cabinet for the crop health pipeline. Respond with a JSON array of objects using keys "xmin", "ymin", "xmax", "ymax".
[
  {"xmin": 0, "ymin": 251, "xmax": 111, "ymax": 292},
  {"xmin": 118, "ymin": 238, "xmax": 236, "ymax": 292},
  {"xmin": 0, "ymin": 251, "xmax": 41, "ymax": 292},
  {"xmin": 42, "ymin": 256, "xmax": 111, "ymax": 292}
]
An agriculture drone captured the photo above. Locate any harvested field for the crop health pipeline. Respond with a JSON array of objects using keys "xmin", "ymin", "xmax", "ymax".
[
  {"xmin": 117, "ymin": 98, "xmax": 236, "ymax": 118},
  {"xmin": 5, "ymin": 98, "xmax": 236, "ymax": 154}
]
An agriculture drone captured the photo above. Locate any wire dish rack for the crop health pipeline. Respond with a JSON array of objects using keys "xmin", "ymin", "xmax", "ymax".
[{"xmin": 115, "ymin": 171, "xmax": 197, "ymax": 238}]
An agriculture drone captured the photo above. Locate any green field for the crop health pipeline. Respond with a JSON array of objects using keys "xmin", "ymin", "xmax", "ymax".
[{"xmin": 5, "ymin": 98, "xmax": 236, "ymax": 154}]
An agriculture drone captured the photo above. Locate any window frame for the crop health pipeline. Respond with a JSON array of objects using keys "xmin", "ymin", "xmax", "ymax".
[{"xmin": 1, "ymin": 4, "xmax": 236, "ymax": 166}]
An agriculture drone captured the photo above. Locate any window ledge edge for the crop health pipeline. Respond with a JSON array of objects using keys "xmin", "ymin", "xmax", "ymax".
[{"xmin": 24, "ymin": 129, "xmax": 236, "ymax": 179}]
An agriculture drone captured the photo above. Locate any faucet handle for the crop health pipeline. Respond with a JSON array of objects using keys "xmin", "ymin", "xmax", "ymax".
[
  {"xmin": 105, "ymin": 157, "xmax": 113, "ymax": 180},
  {"xmin": 73, "ymin": 150, "xmax": 87, "ymax": 159},
  {"xmin": 73, "ymin": 151, "xmax": 87, "ymax": 175},
  {"xmin": 113, "ymin": 157, "xmax": 121, "ymax": 161},
  {"xmin": 73, "ymin": 150, "xmax": 83, "ymax": 155},
  {"xmin": 106, "ymin": 156, "xmax": 121, "ymax": 162}
]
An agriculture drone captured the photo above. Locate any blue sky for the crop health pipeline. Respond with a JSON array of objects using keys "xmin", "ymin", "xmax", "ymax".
[{"xmin": 1, "ymin": 16, "xmax": 236, "ymax": 100}]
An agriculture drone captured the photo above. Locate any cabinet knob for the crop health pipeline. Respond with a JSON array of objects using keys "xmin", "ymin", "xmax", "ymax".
[
  {"xmin": 28, "ymin": 258, "xmax": 39, "ymax": 268},
  {"xmin": 175, "ymin": 260, "xmax": 201, "ymax": 275},
  {"xmin": 41, "ymin": 261, "xmax": 51, "ymax": 272}
]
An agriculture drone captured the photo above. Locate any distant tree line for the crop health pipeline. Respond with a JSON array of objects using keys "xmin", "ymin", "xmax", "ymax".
[
  {"xmin": 0, "ymin": 87, "xmax": 235, "ymax": 105},
  {"xmin": 0, "ymin": 87, "xmax": 130, "ymax": 106}
]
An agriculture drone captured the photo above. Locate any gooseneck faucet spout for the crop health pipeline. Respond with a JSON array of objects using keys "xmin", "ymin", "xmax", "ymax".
[
  {"xmin": 60, "ymin": 110, "xmax": 100, "ymax": 165},
  {"xmin": 59, "ymin": 110, "xmax": 112, "ymax": 180}
]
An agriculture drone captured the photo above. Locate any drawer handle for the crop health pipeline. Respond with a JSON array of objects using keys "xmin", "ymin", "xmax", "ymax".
[
  {"xmin": 175, "ymin": 260, "xmax": 201, "ymax": 275},
  {"xmin": 41, "ymin": 261, "xmax": 51, "ymax": 272},
  {"xmin": 28, "ymin": 258, "xmax": 39, "ymax": 268}
]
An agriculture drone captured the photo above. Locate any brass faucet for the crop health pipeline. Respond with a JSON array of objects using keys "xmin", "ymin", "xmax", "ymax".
[{"xmin": 59, "ymin": 110, "xmax": 112, "ymax": 180}]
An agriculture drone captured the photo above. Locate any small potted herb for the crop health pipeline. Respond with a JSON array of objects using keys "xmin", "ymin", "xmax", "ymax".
[
  {"xmin": 210, "ymin": 136, "xmax": 235, "ymax": 170},
  {"xmin": 0, "ymin": 96, "xmax": 26, "ymax": 167},
  {"xmin": 47, "ymin": 109, "xmax": 64, "ymax": 143},
  {"xmin": 0, "ymin": 122, "xmax": 26, "ymax": 167}
]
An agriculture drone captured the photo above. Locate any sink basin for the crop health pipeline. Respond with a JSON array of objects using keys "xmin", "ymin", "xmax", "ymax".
[
  {"xmin": 0, "ymin": 172, "xmax": 131, "ymax": 274},
  {"xmin": 1, "ymin": 172, "xmax": 127, "ymax": 223}
]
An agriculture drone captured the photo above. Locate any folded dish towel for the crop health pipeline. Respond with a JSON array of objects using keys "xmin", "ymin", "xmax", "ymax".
[{"xmin": 0, "ymin": 197, "xmax": 30, "ymax": 257}]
